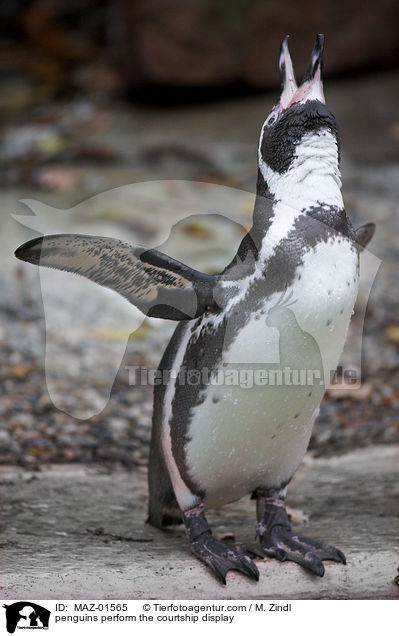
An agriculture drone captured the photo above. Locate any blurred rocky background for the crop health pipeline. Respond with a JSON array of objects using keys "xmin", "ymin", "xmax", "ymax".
[
  {"xmin": 1, "ymin": 0, "xmax": 399, "ymax": 469},
  {"xmin": 1, "ymin": 0, "xmax": 399, "ymax": 100}
]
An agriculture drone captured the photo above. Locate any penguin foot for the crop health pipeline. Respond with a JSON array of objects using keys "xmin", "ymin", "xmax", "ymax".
[
  {"xmin": 256, "ymin": 496, "xmax": 346, "ymax": 577},
  {"xmin": 191, "ymin": 533, "xmax": 260, "ymax": 585},
  {"xmin": 183, "ymin": 504, "xmax": 260, "ymax": 585}
]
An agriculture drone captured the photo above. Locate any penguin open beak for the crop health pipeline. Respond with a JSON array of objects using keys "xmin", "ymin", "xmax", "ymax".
[{"xmin": 279, "ymin": 34, "xmax": 325, "ymax": 110}]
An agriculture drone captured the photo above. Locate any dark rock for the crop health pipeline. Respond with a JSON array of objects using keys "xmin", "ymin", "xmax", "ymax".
[{"xmin": 117, "ymin": 0, "xmax": 399, "ymax": 94}]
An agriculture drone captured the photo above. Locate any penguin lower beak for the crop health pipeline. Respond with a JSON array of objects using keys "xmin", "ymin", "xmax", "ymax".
[
  {"xmin": 278, "ymin": 34, "xmax": 325, "ymax": 110},
  {"xmin": 279, "ymin": 36, "xmax": 298, "ymax": 109}
]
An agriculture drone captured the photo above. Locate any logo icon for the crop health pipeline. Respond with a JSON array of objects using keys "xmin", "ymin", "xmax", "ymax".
[{"xmin": 3, "ymin": 602, "xmax": 51, "ymax": 633}]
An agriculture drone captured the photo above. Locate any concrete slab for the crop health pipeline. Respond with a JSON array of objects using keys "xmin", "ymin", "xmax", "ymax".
[{"xmin": 0, "ymin": 445, "xmax": 398, "ymax": 600}]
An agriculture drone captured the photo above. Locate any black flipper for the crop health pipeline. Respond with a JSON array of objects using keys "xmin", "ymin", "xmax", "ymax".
[
  {"xmin": 356, "ymin": 223, "xmax": 375, "ymax": 252},
  {"xmin": 15, "ymin": 234, "xmax": 218, "ymax": 320},
  {"xmin": 183, "ymin": 504, "xmax": 260, "ymax": 585},
  {"xmin": 256, "ymin": 496, "xmax": 346, "ymax": 577}
]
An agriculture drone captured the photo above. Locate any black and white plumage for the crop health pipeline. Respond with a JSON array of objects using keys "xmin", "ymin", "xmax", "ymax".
[{"xmin": 15, "ymin": 35, "xmax": 375, "ymax": 585}]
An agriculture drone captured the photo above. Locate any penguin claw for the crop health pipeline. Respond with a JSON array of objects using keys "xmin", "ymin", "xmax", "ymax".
[
  {"xmin": 191, "ymin": 535, "xmax": 260, "ymax": 584},
  {"xmin": 294, "ymin": 533, "xmax": 346, "ymax": 565},
  {"xmin": 256, "ymin": 497, "xmax": 346, "ymax": 577},
  {"xmin": 260, "ymin": 532, "xmax": 335, "ymax": 577}
]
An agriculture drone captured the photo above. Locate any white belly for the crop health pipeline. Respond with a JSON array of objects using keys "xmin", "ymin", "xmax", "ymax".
[{"xmin": 185, "ymin": 238, "xmax": 358, "ymax": 507}]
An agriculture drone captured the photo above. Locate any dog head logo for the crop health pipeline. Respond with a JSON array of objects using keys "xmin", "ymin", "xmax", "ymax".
[{"xmin": 3, "ymin": 602, "xmax": 50, "ymax": 633}]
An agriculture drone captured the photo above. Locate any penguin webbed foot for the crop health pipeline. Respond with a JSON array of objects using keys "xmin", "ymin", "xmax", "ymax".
[
  {"xmin": 191, "ymin": 533, "xmax": 260, "ymax": 585},
  {"xmin": 183, "ymin": 505, "xmax": 259, "ymax": 585},
  {"xmin": 256, "ymin": 497, "xmax": 346, "ymax": 577}
]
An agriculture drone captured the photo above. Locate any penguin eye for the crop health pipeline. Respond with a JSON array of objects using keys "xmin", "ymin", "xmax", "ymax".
[{"xmin": 266, "ymin": 114, "xmax": 277, "ymax": 126}]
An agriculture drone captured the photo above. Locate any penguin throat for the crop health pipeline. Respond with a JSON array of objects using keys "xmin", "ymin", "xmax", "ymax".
[{"xmin": 259, "ymin": 130, "xmax": 343, "ymax": 210}]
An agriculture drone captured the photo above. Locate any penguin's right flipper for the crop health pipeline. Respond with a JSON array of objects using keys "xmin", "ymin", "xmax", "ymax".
[
  {"xmin": 15, "ymin": 234, "xmax": 218, "ymax": 320},
  {"xmin": 356, "ymin": 223, "xmax": 375, "ymax": 251},
  {"xmin": 183, "ymin": 505, "xmax": 260, "ymax": 585}
]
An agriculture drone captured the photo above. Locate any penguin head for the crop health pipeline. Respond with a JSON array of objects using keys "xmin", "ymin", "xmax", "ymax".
[{"xmin": 258, "ymin": 35, "xmax": 339, "ymax": 183}]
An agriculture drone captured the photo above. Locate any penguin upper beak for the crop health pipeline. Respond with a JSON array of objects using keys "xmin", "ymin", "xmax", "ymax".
[{"xmin": 279, "ymin": 34, "xmax": 325, "ymax": 110}]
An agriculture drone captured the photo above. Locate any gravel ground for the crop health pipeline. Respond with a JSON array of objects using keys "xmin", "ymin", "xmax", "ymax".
[{"xmin": 1, "ymin": 71, "xmax": 399, "ymax": 467}]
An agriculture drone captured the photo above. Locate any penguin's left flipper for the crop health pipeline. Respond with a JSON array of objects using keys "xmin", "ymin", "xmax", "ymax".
[
  {"xmin": 184, "ymin": 505, "xmax": 260, "ymax": 585},
  {"xmin": 356, "ymin": 222, "xmax": 375, "ymax": 252},
  {"xmin": 256, "ymin": 497, "xmax": 346, "ymax": 577},
  {"xmin": 15, "ymin": 234, "xmax": 218, "ymax": 320}
]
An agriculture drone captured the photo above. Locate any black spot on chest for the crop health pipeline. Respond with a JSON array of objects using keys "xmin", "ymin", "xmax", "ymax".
[{"xmin": 301, "ymin": 205, "xmax": 357, "ymax": 244}]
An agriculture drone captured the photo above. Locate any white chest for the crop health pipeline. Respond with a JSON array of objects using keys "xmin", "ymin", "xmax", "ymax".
[{"xmin": 184, "ymin": 237, "xmax": 358, "ymax": 507}]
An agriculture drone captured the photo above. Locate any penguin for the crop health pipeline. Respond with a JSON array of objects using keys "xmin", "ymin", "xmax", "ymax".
[{"xmin": 15, "ymin": 34, "xmax": 375, "ymax": 584}]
